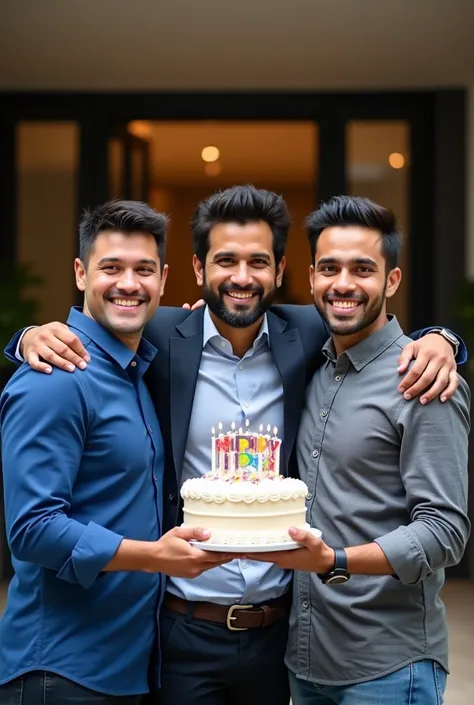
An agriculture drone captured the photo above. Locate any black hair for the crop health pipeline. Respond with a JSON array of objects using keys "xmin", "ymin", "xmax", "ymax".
[
  {"xmin": 306, "ymin": 195, "xmax": 402, "ymax": 270},
  {"xmin": 191, "ymin": 184, "xmax": 291, "ymax": 265},
  {"xmin": 79, "ymin": 200, "xmax": 168, "ymax": 270}
]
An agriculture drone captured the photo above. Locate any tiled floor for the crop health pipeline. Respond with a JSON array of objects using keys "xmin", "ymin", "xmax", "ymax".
[{"xmin": 1, "ymin": 579, "xmax": 473, "ymax": 703}]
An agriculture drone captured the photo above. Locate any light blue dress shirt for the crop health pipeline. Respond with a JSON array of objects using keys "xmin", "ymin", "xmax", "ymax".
[{"xmin": 167, "ymin": 307, "xmax": 291, "ymax": 605}]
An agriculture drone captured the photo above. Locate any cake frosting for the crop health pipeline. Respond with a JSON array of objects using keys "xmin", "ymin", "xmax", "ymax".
[{"xmin": 181, "ymin": 423, "xmax": 309, "ymax": 545}]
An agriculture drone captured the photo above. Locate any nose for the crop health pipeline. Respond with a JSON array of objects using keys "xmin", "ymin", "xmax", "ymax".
[
  {"xmin": 230, "ymin": 261, "xmax": 253, "ymax": 287},
  {"xmin": 116, "ymin": 269, "xmax": 141, "ymax": 294},
  {"xmin": 333, "ymin": 269, "xmax": 356, "ymax": 294}
]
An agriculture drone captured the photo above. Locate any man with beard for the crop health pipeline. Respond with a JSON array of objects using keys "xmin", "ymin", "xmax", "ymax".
[
  {"xmin": 250, "ymin": 196, "xmax": 470, "ymax": 705},
  {"xmin": 6, "ymin": 187, "xmax": 465, "ymax": 705}
]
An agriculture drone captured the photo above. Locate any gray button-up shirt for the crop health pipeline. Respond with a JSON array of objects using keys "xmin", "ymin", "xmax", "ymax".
[{"xmin": 286, "ymin": 316, "xmax": 470, "ymax": 685}]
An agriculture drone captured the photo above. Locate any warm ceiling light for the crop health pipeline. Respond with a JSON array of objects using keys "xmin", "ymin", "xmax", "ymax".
[
  {"xmin": 388, "ymin": 152, "xmax": 405, "ymax": 169},
  {"xmin": 127, "ymin": 121, "xmax": 152, "ymax": 140},
  {"xmin": 204, "ymin": 162, "xmax": 222, "ymax": 177},
  {"xmin": 201, "ymin": 146, "xmax": 220, "ymax": 163}
]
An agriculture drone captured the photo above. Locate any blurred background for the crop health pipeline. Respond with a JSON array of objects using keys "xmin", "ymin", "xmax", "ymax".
[{"xmin": 0, "ymin": 1, "xmax": 473, "ymax": 700}]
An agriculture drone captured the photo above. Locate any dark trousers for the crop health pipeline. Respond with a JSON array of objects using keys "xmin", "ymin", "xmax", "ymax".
[
  {"xmin": 0, "ymin": 672, "xmax": 145, "ymax": 705},
  {"xmin": 154, "ymin": 605, "xmax": 290, "ymax": 705}
]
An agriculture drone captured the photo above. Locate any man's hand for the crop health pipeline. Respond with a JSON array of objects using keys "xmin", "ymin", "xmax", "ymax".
[
  {"xmin": 397, "ymin": 333, "xmax": 458, "ymax": 404},
  {"xmin": 21, "ymin": 322, "xmax": 90, "ymax": 374},
  {"xmin": 152, "ymin": 526, "xmax": 236, "ymax": 578},
  {"xmin": 182, "ymin": 299, "xmax": 205, "ymax": 311},
  {"xmin": 248, "ymin": 527, "xmax": 334, "ymax": 572}
]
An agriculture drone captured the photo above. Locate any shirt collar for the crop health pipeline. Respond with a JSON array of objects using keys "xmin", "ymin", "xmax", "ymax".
[
  {"xmin": 202, "ymin": 305, "xmax": 270, "ymax": 350},
  {"xmin": 67, "ymin": 307, "xmax": 157, "ymax": 370},
  {"xmin": 322, "ymin": 315, "xmax": 404, "ymax": 371}
]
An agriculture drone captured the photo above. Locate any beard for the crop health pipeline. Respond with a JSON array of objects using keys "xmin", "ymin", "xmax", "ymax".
[
  {"xmin": 316, "ymin": 287, "xmax": 386, "ymax": 337},
  {"xmin": 203, "ymin": 276, "xmax": 277, "ymax": 328}
]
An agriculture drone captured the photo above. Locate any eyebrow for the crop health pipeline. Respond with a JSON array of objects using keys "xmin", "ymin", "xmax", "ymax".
[
  {"xmin": 317, "ymin": 257, "xmax": 378, "ymax": 267},
  {"xmin": 213, "ymin": 251, "xmax": 272, "ymax": 261},
  {"xmin": 97, "ymin": 257, "xmax": 158, "ymax": 267}
]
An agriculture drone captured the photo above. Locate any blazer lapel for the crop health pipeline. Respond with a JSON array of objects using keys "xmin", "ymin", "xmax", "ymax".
[
  {"xmin": 169, "ymin": 310, "xmax": 204, "ymax": 485},
  {"xmin": 267, "ymin": 312, "xmax": 306, "ymax": 474}
]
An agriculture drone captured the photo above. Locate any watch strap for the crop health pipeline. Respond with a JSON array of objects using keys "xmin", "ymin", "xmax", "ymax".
[
  {"xmin": 333, "ymin": 547, "xmax": 348, "ymax": 571},
  {"xmin": 427, "ymin": 327, "xmax": 459, "ymax": 356}
]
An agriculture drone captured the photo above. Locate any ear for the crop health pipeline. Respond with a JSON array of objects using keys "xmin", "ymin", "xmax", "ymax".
[
  {"xmin": 275, "ymin": 256, "xmax": 286, "ymax": 288},
  {"xmin": 309, "ymin": 264, "xmax": 315, "ymax": 296},
  {"xmin": 74, "ymin": 258, "xmax": 86, "ymax": 292},
  {"xmin": 193, "ymin": 254, "xmax": 204, "ymax": 286},
  {"xmin": 159, "ymin": 264, "xmax": 169, "ymax": 297},
  {"xmin": 385, "ymin": 267, "xmax": 402, "ymax": 298}
]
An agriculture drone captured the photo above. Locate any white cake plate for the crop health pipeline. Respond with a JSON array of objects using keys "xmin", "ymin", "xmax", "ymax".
[{"xmin": 190, "ymin": 527, "xmax": 322, "ymax": 553}]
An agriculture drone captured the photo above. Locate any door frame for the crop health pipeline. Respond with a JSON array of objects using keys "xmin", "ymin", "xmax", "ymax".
[{"xmin": 0, "ymin": 89, "xmax": 469, "ymax": 579}]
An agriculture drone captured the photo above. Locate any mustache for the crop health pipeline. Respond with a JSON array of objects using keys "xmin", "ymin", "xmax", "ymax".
[
  {"xmin": 219, "ymin": 283, "xmax": 264, "ymax": 295},
  {"xmin": 105, "ymin": 291, "xmax": 148, "ymax": 302},
  {"xmin": 323, "ymin": 293, "xmax": 367, "ymax": 303}
]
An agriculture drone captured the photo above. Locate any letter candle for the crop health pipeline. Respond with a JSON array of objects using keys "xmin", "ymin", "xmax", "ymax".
[{"xmin": 236, "ymin": 427, "xmax": 243, "ymax": 474}]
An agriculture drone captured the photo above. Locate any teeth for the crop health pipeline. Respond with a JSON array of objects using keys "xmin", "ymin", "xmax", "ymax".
[
  {"xmin": 331, "ymin": 301, "xmax": 359, "ymax": 309},
  {"xmin": 111, "ymin": 299, "xmax": 141, "ymax": 307},
  {"xmin": 228, "ymin": 292, "xmax": 253, "ymax": 299}
]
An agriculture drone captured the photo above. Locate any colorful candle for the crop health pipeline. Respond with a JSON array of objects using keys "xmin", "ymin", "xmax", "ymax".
[
  {"xmin": 218, "ymin": 422, "xmax": 224, "ymax": 477},
  {"xmin": 271, "ymin": 426, "xmax": 281, "ymax": 476},
  {"xmin": 230, "ymin": 421, "xmax": 236, "ymax": 473},
  {"xmin": 211, "ymin": 426, "xmax": 216, "ymax": 475}
]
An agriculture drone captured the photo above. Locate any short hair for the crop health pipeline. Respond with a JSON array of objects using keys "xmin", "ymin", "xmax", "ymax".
[
  {"xmin": 306, "ymin": 195, "xmax": 402, "ymax": 271},
  {"xmin": 79, "ymin": 200, "xmax": 168, "ymax": 270},
  {"xmin": 191, "ymin": 185, "xmax": 291, "ymax": 266}
]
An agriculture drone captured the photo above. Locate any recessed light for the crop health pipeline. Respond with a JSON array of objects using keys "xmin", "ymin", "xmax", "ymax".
[
  {"xmin": 201, "ymin": 146, "xmax": 220, "ymax": 163},
  {"xmin": 388, "ymin": 152, "xmax": 405, "ymax": 169}
]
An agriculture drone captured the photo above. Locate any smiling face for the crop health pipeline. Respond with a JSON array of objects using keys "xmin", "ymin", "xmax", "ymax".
[
  {"xmin": 193, "ymin": 221, "xmax": 285, "ymax": 329},
  {"xmin": 310, "ymin": 225, "xmax": 401, "ymax": 350},
  {"xmin": 74, "ymin": 230, "xmax": 168, "ymax": 350}
]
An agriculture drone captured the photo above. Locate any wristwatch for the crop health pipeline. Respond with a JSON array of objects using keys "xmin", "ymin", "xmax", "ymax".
[
  {"xmin": 428, "ymin": 328, "xmax": 459, "ymax": 357},
  {"xmin": 317, "ymin": 548, "xmax": 350, "ymax": 585}
]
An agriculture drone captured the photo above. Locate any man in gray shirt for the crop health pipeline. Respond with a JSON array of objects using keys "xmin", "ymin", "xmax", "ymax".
[{"xmin": 252, "ymin": 195, "xmax": 470, "ymax": 704}]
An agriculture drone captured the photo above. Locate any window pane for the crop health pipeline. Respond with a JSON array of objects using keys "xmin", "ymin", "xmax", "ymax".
[
  {"xmin": 16, "ymin": 122, "xmax": 79, "ymax": 323},
  {"xmin": 347, "ymin": 121, "xmax": 410, "ymax": 329}
]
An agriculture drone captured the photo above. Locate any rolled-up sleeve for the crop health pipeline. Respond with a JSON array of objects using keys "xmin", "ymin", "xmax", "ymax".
[
  {"xmin": 0, "ymin": 367, "xmax": 123, "ymax": 589},
  {"xmin": 375, "ymin": 376, "xmax": 471, "ymax": 585},
  {"xmin": 3, "ymin": 327, "xmax": 28, "ymax": 365}
]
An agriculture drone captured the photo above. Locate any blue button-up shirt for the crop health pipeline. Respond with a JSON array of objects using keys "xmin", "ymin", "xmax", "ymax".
[
  {"xmin": 168, "ymin": 307, "xmax": 291, "ymax": 605},
  {"xmin": 0, "ymin": 308, "xmax": 164, "ymax": 696}
]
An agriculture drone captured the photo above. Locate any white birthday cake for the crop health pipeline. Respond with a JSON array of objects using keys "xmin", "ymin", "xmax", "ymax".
[{"xmin": 181, "ymin": 423, "xmax": 309, "ymax": 545}]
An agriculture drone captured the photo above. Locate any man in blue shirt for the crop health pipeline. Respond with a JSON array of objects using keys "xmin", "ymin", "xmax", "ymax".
[
  {"xmin": 0, "ymin": 201, "xmax": 233, "ymax": 705},
  {"xmin": 7, "ymin": 188, "xmax": 464, "ymax": 705}
]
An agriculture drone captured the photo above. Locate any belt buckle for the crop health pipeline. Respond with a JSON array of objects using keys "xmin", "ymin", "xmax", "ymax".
[{"xmin": 226, "ymin": 603, "xmax": 252, "ymax": 631}]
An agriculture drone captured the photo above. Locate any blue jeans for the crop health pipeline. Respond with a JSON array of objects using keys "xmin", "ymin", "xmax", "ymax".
[
  {"xmin": 290, "ymin": 660, "xmax": 447, "ymax": 705},
  {"xmin": 0, "ymin": 671, "xmax": 145, "ymax": 705}
]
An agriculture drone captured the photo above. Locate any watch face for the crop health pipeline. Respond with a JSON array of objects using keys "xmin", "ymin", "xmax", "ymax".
[
  {"xmin": 326, "ymin": 574, "xmax": 349, "ymax": 585},
  {"xmin": 445, "ymin": 331, "xmax": 457, "ymax": 344}
]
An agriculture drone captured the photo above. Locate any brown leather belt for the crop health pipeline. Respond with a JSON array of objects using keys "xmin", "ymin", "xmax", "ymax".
[{"xmin": 164, "ymin": 593, "xmax": 289, "ymax": 631}]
